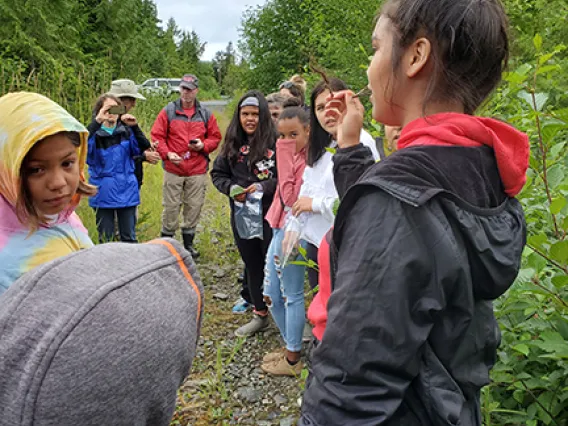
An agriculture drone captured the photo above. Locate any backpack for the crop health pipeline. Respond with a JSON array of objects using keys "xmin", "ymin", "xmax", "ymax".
[
  {"xmin": 164, "ymin": 100, "xmax": 211, "ymax": 140},
  {"xmin": 163, "ymin": 100, "xmax": 212, "ymax": 164}
]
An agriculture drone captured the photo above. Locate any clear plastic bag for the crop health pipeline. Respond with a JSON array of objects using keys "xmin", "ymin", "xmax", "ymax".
[
  {"xmin": 281, "ymin": 213, "xmax": 305, "ymax": 267},
  {"xmin": 234, "ymin": 190, "xmax": 264, "ymax": 240}
]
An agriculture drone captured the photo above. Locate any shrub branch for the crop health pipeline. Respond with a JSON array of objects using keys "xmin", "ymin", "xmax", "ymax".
[
  {"xmin": 527, "ymin": 244, "xmax": 568, "ymax": 275},
  {"xmin": 531, "ymin": 277, "xmax": 568, "ymax": 309},
  {"xmin": 531, "ymin": 69, "xmax": 560, "ymax": 238}
]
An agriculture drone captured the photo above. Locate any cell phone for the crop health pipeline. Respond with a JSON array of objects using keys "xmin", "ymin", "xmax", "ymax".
[
  {"xmin": 108, "ymin": 105, "xmax": 126, "ymax": 115},
  {"xmin": 189, "ymin": 139, "xmax": 199, "ymax": 145}
]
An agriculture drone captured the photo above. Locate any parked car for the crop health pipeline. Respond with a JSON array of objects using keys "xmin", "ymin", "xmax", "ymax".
[{"xmin": 138, "ymin": 78, "xmax": 182, "ymax": 96}]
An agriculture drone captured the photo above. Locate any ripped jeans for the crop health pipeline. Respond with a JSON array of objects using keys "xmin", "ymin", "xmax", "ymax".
[{"xmin": 263, "ymin": 228, "xmax": 307, "ymax": 352}]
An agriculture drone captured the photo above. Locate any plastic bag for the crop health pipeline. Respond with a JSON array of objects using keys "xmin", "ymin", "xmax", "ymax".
[
  {"xmin": 234, "ymin": 190, "xmax": 264, "ymax": 240},
  {"xmin": 281, "ymin": 213, "xmax": 305, "ymax": 267}
]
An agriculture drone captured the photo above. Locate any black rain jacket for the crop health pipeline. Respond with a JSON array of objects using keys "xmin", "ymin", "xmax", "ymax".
[
  {"xmin": 299, "ymin": 143, "xmax": 526, "ymax": 426},
  {"xmin": 210, "ymin": 141, "xmax": 277, "ymax": 213}
]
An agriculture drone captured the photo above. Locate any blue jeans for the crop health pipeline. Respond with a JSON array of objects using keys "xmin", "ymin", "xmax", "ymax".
[
  {"xmin": 94, "ymin": 207, "xmax": 137, "ymax": 243},
  {"xmin": 263, "ymin": 228, "xmax": 306, "ymax": 352}
]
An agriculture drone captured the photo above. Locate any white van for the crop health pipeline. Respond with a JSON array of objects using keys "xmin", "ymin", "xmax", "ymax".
[{"xmin": 138, "ymin": 78, "xmax": 182, "ymax": 96}]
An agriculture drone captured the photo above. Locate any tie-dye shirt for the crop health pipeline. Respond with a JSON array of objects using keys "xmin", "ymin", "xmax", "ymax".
[
  {"xmin": 0, "ymin": 92, "xmax": 93, "ymax": 295},
  {"xmin": 0, "ymin": 197, "xmax": 93, "ymax": 294}
]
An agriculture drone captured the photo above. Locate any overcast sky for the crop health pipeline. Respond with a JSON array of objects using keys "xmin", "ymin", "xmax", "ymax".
[{"xmin": 153, "ymin": 0, "xmax": 267, "ymax": 61}]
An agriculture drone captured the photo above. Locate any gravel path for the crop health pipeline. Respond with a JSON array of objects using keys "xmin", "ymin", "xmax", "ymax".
[{"xmin": 171, "ymin": 205, "xmax": 307, "ymax": 425}]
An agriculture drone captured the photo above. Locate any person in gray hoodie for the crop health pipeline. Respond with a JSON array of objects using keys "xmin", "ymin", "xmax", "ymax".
[{"xmin": 0, "ymin": 238, "xmax": 203, "ymax": 426}]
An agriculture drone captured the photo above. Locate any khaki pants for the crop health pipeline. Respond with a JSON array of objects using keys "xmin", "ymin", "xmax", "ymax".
[{"xmin": 161, "ymin": 171, "xmax": 207, "ymax": 235}]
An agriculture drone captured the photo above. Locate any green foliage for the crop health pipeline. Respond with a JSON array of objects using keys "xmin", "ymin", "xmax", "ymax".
[
  {"xmin": 199, "ymin": 338, "xmax": 245, "ymax": 404},
  {"xmin": 238, "ymin": 0, "xmax": 568, "ymax": 98},
  {"xmin": 212, "ymin": 42, "xmax": 248, "ymax": 95},
  {"xmin": 480, "ymin": 40, "xmax": 568, "ymax": 426},
  {"xmin": 505, "ymin": 0, "xmax": 568, "ymax": 62},
  {"xmin": 225, "ymin": 88, "xmax": 247, "ymax": 120},
  {"xmin": 221, "ymin": 61, "xmax": 249, "ymax": 96},
  {"xmin": 239, "ymin": 0, "xmax": 309, "ymax": 93},
  {"xmin": 239, "ymin": 0, "xmax": 381, "ymax": 93},
  {"xmin": 0, "ymin": 0, "xmax": 221, "ymax": 102},
  {"xmin": 298, "ymin": 0, "xmax": 380, "ymax": 91},
  {"xmin": 291, "ymin": 245, "xmax": 319, "ymax": 273},
  {"xmin": 0, "ymin": 60, "xmax": 113, "ymax": 123}
]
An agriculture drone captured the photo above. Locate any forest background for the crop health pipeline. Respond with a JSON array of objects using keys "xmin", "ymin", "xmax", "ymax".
[{"xmin": 1, "ymin": 0, "xmax": 568, "ymax": 424}]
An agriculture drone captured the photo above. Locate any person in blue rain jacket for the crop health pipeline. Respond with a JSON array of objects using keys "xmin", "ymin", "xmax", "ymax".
[{"xmin": 87, "ymin": 93, "xmax": 140, "ymax": 243}]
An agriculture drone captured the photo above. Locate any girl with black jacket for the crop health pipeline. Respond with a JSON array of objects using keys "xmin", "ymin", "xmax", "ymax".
[
  {"xmin": 299, "ymin": 0, "xmax": 529, "ymax": 424},
  {"xmin": 211, "ymin": 91, "xmax": 277, "ymax": 337}
]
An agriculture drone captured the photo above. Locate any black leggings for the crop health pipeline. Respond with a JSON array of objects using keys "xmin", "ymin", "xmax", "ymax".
[
  {"xmin": 239, "ymin": 267, "xmax": 251, "ymax": 303},
  {"xmin": 231, "ymin": 214, "xmax": 272, "ymax": 312},
  {"xmin": 306, "ymin": 242, "xmax": 319, "ymax": 290}
]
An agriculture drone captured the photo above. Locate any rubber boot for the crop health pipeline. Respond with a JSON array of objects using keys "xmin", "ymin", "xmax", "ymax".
[{"xmin": 182, "ymin": 231, "xmax": 200, "ymax": 259}]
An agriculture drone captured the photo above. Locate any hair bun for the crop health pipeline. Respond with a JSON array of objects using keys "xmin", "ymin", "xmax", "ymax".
[{"xmin": 282, "ymin": 97, "xmax": 302, "ymax": 108}]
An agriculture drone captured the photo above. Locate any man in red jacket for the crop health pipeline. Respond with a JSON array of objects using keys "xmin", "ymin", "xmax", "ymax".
[{"xmin": 151, "ymin": 74, "xmax": 222, "ymax": 258}]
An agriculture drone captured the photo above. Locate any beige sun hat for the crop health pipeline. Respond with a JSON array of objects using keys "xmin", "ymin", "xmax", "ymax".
[{"xmin": 107, "ymin": 79, "xmax": 146, "ymax": 100}]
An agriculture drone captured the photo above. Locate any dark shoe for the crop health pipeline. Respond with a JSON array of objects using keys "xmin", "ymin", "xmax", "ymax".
[
  {"xmin": 161, "ymin": 232, "xmax": 175, "ymax": 238},
  {"xmin": 182, "ymin": 232, "xmax": 200, "ymax": 259},
  {"xmin": 187, "ymin": 246, "xmax": 200, "ymax": 259}
]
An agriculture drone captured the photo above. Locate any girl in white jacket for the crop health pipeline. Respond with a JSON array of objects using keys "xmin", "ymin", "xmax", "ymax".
[{"xmin": 291, "ymin": 78, "xmax": 380, "ymax": 289}]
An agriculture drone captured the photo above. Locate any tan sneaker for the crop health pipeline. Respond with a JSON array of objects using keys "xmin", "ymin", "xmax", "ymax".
[
  {"xmin": 262, "ymin": 347, "xmax": 286, "ymax": 364},
  {"xmin": 261, "ymin": 355, "xmax": 303, "ymax": 377}
]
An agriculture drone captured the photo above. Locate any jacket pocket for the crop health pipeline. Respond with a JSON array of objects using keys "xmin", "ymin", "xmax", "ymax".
[
  {"xmin": 472, "ymin": 300, "xmax": 500, "ymax": 385},
  {"xmin": 415, "ymin": 343, "xmax": 465, "ymax": 425},
  {"xmin": 389, "ymin": 394, "xmax": 433, "ymax": 426}
]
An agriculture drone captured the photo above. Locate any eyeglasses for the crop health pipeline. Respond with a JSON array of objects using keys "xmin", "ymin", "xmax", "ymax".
[{"xmin": 279, "ymin": 81, "xmax": 296, "ymax": 90}]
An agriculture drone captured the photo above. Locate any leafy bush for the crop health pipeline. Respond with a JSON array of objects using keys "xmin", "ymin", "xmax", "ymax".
[{"xmin": 481, "ymin": 36, "xmax": 568, "ymax": 426}]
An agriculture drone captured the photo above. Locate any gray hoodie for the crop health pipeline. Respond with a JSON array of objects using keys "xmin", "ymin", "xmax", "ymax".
[{"xmin": 0, "ymin": 238, "xmax": 203, "ymax": 426}]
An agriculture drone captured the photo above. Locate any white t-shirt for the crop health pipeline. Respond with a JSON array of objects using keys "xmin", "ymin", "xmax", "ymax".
[{"xmin": 299, "ymin": 129, "xmax": 380, "ymax": 247}]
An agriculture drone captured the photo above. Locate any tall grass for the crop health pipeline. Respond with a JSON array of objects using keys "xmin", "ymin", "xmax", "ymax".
[
  {"xmin": 0, "ymin": 62, "xmax": 181, "ymax": 125},
  {"xmin": 1, "ymin": 61, "xmax": 113, "ymax": 123}
]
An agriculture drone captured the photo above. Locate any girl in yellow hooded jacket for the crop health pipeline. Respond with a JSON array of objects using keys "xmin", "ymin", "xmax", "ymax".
[{"xmin": 0, "ymin": 92, "xmax": 97, "ymax": 295}]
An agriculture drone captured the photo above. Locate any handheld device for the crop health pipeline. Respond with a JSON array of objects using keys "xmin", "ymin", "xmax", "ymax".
[
  {"xmin": 189, "ymin": 139, "xmax": 199, "ymax": 145},
  {"xmin": 108, "ymin": 105, "xmax": 126, "ymax": 115}
]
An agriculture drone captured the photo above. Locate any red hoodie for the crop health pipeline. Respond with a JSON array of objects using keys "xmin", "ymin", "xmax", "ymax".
[
  {"xmin": 307, "ymin": 113, "xmax": 529, "ymax": 341},
  {"xmin": 397, "ymin": 113, "xmax": 529, "ymax": 197},
  {"xmin": 308, "ymin": 230, "xmax": 332, "ymax": 341}
]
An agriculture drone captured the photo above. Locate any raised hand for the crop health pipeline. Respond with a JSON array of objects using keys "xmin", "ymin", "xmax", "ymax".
[
  {"xmin": 121, "ymin": 114, "xmax": 138, "ymax": 127},
  {"xmin": 325, "ymin": 90, "xmax": 365, "ymax": 149}
]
